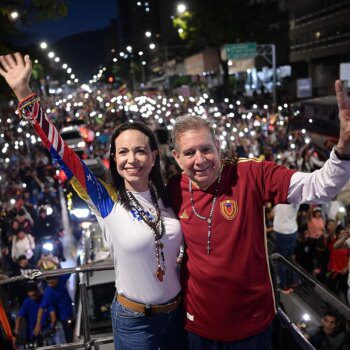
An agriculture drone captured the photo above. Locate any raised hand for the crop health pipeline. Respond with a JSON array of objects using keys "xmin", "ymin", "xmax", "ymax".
[
  {"xmin": 335, "ymin": 79, "xmax": 350, "ymax": 155},
  {"xmin": 0, "ymin": 52, "xmax": 33, "ymax": 100}
]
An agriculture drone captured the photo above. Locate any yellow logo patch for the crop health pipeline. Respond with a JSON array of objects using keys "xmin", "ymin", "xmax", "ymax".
[
  {"xmin": 220, "ymin": 200, "xmax": 238, "ymax": 220},
  {"xmin": 179, "ymin": 210, "xmax": 189, "ymax": 219}
]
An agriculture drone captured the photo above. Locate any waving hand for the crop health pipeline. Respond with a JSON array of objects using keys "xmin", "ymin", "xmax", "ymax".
[{"xmin": 0, "ymin": 53, "xmax": 33, "ymax": 100}]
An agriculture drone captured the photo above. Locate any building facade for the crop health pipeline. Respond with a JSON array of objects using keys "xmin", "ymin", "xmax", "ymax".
[{"xmin": 289, "ymin": 0, "xmax": 350, "ymax": 96}]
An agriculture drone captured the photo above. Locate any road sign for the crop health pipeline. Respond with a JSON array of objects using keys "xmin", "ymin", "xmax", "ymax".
[{"xmin": 223, "ymin": 43, "xmax": 257, "ymax": 60}]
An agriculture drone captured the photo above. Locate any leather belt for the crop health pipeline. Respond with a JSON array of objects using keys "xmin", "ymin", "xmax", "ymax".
[{"xmin": 117, "ymin": 294, "xmax": 181, "ymax": 316}]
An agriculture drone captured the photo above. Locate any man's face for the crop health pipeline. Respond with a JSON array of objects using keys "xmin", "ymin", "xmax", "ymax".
[
  {"xmin": 18, "ymin": 214, "xmax": 25, "ymax": 222},
  {"xmin": 172, "ymin": 127, "xmax": 221, "ymax": 189},
  {"xmin": 18, "ymin": 259, "xmax": 28, "ymax": 268},
  {"xmin": 47, "ymin": 278, "xmax": 59, "ymax": 288},
  {"xmin": 322, "ymin": 315, "xmax": 337, "ymax": 335},
  {"xmin": 28, "ymin": 291, "xmax": 40, "ymax": 302}
]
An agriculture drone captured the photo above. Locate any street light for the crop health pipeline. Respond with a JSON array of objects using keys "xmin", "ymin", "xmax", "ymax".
[
  {"xmin": 145, "ymin": 31, "xmax": 152, "ymax": 38},
  {"xmin": 40, "ymin": 42, "xmax": 48, "ymax": 50},
  {"xmin": 126, "ymin": 46, "xmax": 133, "ymax": 53},
  {"xmin": 48, "ymin": 51, "xmax": 55, "ymax": 59},
  {"xmin": 138, "ymin": 51, "xmax": 144, "ymax": 56},
  {"xmin": 10, "ymin": 11, "xmax": 19, "ymax": 20},
  {"xmin": 62, "ymin": 63, "xmax": 68, "ymax": 69},
  {"xmin": 177, "ymin": 3, "xmax": 186, "ymax": 14},
  {"xmin": 149, "ymin": 43, "xmax": 156, "ymax": 50},
  {"xmin": 54, "ymin": 57, "xmax": 60, "ymax": 62}
]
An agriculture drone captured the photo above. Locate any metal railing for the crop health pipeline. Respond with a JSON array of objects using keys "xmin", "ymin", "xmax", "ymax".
[
  {"xmin": 0, "ymin": 264, "xmax": 114, "ymax": 350},
  {"xmin": 270, "ymin": 253, "xmax": 350, "ymax": 321},
  {"xmin": 2, "ymin": 256, "xmax": 349, "ymax": 349}
]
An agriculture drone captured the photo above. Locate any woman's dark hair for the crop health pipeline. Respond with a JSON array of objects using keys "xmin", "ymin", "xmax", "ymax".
[
  {"xmin": 109, "ymin": 121, "xmax": 169, "ymax": 209},
  {"xmin": 335, "ymin": 225, "xmax": 346, "ymax": 237}
]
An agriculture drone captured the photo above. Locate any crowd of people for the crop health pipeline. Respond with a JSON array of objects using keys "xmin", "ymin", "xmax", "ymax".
[{"xmin": 0, "ymin": 52, "xmax": 349, "ymax": 349}]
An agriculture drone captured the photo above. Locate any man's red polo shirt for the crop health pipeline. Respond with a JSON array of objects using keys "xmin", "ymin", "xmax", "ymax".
[{"xmin": 167, "ymin": 158, "xmax": 295, "ymax": 341}]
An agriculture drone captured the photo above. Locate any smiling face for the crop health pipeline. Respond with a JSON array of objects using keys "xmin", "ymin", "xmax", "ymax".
[
  {"xmin": 114, "ymin": 129, "xmax": 157, "ymax": 192},
  {"xmin": 172, "ymin": 127, "xmax": 221, "ymax": 189}
]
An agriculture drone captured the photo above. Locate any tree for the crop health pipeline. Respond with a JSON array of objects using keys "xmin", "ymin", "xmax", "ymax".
[
  {"xmin": 0, "ymin": 0, "xmax": 68, "ymax": 52},
  {"xmin": 0, "ymin": 0, "xmax": 68, "ymax": 101}
]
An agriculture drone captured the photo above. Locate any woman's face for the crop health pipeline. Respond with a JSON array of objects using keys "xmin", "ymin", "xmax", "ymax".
[
  {"xmin": 114, "ymin": 129, "xmax": 157, "ymax": 192},
  {"xmin": 17, "ymin": 231, "xmax": 25, "ymax": 240},
  {"xmin": 12, "ymin": 220, "xmax": 19, "ymax": 229},
  {"xmin": 313, "ymin": 210, "xmax": 321, "ymax": 218}
]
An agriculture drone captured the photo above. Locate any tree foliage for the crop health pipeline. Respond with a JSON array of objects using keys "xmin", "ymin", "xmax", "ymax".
[
  {"xmin": 0, "ymin": 0, "xmax": 68, "ymax": 102},
  {"xmin": 0, "ymin": 0, "xmax": 68, "ymax": 53},
  {"xmin": 173, "ymin": 0, "xmax": 283, "ymax": 47}
]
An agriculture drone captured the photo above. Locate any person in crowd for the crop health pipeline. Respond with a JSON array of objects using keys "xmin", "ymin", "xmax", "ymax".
[
  {"xmin": 273, "ymin": 203, "xmax": 300, "ymax": 294},
  {"xmin": 294, "ymin": 229, "xmax": 314, "ymax": 273},
  {"xmin": 309, "ymin": 310, "xmax": 350, "ymax": 350},
  {"xmin": 167, "ymin": 74, "xmax": 350, "ymax": 349},
  {"xmin": 5, "ymin": 218, "xmax": 20, "ymax": 248},
  {"xmin": 37, "ymin": 252, "xmax": 60, "ymax": 270},
  {"xmin": 14, "ymin": 283, "xmax": 56, "ymax": 347},
  {"xmin": 0, "ymin": 52, "xmax": 184, "ymax": 350},
  {"xmin": 17, "ymin": 208, "xmax": 33, "ymax": 234},
  {"xmin": 332, "ymin": 227, "xmax": 350, "ymax": 303},
  {"xmin": 11, "ymin": 230, "xmax": 35, "ymax": 262},
  {"xmin": 33, "ymin": 275, "xmax": 72, "ymax": 343},
  {"xmin": 13, "ymin": 255, "xmax": 36, "ymax": 275},
  {"xmin": 20, "ymin": 190, "xmax": 37, "ymax": 219},
  {"xmin": 308, "ymin": 206, "xmax": 326, "ymax": 239},
  {"xmin": 314, "ymin": 220, "xmax": 334, "ymax": 284}
]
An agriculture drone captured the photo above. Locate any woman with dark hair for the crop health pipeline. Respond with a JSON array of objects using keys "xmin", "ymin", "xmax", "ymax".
[{"xmin": 0, "ymin": 53, "xmax": 184, "ymax": 349}]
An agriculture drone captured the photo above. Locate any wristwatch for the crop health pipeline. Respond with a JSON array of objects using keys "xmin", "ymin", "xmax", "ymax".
[{"xmin": 334, "ymin": 146, "xmax": 350, "ymax": 160}]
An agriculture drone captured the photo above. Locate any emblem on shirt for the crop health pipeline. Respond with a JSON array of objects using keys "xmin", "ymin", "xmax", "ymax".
[
  {"xmin": 179, "ymin": 210, "xmax": 189, "ymax": 219},
  {"xmin": 220, "ymin": 200, "xmax": 238, "ymax": 220}
]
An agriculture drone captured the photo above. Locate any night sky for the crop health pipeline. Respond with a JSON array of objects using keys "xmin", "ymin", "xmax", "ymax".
[
  {"xmin": 20, "ymin": 0, "xmax": 117, "ymax": 45},
  {"xmin": 15, "ymin": 0, "xmax": 118, "ymax": 81}
]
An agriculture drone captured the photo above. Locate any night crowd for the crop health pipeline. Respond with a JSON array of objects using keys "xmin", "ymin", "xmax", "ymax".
[{"xmin": 0, "ymin": 84, "xmax": 349, "ymax": 349}]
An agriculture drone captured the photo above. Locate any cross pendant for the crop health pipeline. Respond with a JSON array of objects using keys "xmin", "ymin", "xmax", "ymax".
[
  {"xmin": 207, "ymin": 244, "xmax": 211, "ymax": 255},
  {"xmin": 156, "ymin": 267, "xmax": 165, "ymax": 281}
]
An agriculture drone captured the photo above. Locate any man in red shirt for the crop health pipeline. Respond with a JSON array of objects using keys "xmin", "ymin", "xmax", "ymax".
[{"xmin": 167, "ymin": 80, "xmax": 350, "ymax": 349}]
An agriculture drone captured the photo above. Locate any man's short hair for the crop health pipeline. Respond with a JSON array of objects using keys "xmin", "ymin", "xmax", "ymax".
[
  {"xmin": 26, "ymin": 283, "xmax": 39, "ymax": 293},
  {"xmin": 17, "ymin": 254, "xmax": 27, "ymax": 262},
  {"xmin": 18, "ymin": 209, "xmax": 26, "ymax": 216},
  {"xmin": 45, "ymin": 276, "xmax": 58, "ymax": 281},
  {"xmin": 171, "ymin": 115, "xmax": 216, "ymax": 152},
  {"xmin": 323, "ymin": 310, "xmax": 338, "ymax": 320}
]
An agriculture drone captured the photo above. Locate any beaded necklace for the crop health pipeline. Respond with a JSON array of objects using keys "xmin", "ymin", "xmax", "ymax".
[
  {"xmin": 189, "ymin": 173, "xmax": 221, "ymax": 255},
  {"xmin": 127, "ymin": 185, "xmax": 166, "ymax": 281}
]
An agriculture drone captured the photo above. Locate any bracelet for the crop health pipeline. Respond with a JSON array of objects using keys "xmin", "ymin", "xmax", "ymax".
[
  {"xmin": 334, "ymin": 146, "xmax": 350, "ymax": 161},
  {"xmin": 17, "ymin": 92, "xmax": 40, "ymax": 119}
]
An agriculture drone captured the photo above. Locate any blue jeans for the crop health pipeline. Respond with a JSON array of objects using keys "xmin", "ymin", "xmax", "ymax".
[
  {"xmin": 275, "ymin": 231, "xmax": 297, "ymax": 289},
  {"xmin": 187, "ymin": 325, "xmax": 272, "ymax": 350},
  {"xmin": 111, "ymin": 299, "xmax": 185, "ymax": 350}
]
